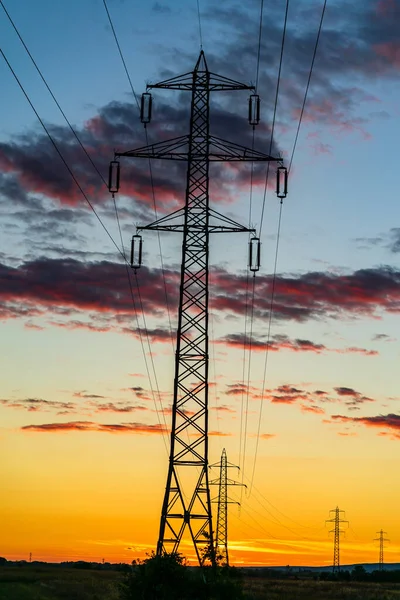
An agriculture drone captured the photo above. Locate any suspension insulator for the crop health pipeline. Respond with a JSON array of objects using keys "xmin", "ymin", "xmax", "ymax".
[
  {"xmin": 248, "ymin": 94, "xmax": 260, "ymax": 127},
  {"xmin": 276, "ymin": 166, "xmax": 288, "ymax": 199},
  {"xmin": 249, "ymin": 237, "xmax": 261, "ymax": 273},
  {"xmin": 108, "ymin": 160, "xmax": 120, "ymax": 194},
  {"xmin": 140, "ymin": 92, "xmax": 152, "ymax": 125},
  {"xmin": 130, "ymin": 234, "xmax": 143, "ymax": 269}
]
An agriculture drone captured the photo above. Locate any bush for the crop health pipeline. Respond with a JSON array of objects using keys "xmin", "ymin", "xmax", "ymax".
[{"xmin": 122, "ymin": 552, "xmax": 243, "ymax": 600}]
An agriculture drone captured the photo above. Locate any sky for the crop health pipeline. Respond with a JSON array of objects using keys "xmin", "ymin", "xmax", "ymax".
[{"xmin": 1, "ymin": 0, "xmax": 400, "ymax": 567}]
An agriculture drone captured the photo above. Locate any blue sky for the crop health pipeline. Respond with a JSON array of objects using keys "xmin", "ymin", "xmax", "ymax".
[{"xmin": 1, "ymin": 0, "xmax": 400, "ymax": 565}]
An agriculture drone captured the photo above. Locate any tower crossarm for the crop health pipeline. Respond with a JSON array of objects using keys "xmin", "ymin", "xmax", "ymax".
[
  {"xmin": 208, "ymin": 135, "xmax": 281, "ymax": 162},
  {"xmin": 138, "ymin": 207, "xmax": 256, "ymax": 234},
  {"xmin": 116, "ymin": 134, "xmax": 189, "ymax": 160},
  {"xmin": 146, "ymin": 52, "xmax": 255, "ymax": 92},
  {"xmin": 112, "ymin": 49, "xmax": 287, "ymax": 567},
  {"xmin": 116, "ymin": 134, "xmax": 281, "ymax": 162}
]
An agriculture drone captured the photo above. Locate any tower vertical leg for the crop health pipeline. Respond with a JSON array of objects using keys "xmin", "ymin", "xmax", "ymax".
[
  {"xmin": 215, "ymin": 449, "xmax": 228, "ymax": 565},
  {"xmin": 113, "ymin": 50, "xmax": 282, "ymax": 566},
  {"xmin": 156, "ymin": 53, "xmax": 214, "ymax": 565}
]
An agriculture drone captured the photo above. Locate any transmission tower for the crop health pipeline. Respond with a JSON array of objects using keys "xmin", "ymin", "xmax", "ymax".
[
  {"xmin": 109, "ymin": 51, "xmax": 284, "ymax": 565},
  {"xmin": 209, "ymin": 448, "xmax": 244, "ymax": 566},
  {"xmin": 326, "ymin": 507, "xmax": 348, "ymax": 573},
  {"xmin": 374, "ymin": 529, "xmax": 389, "ymax": 570}
]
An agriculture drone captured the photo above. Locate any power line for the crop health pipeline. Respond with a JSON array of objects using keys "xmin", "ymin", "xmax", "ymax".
[
  {"xmin": 239, "ymin": 477, "xmax": 320, "ymax": 540},
  {"xmin": 288, "ymin": 0, "xmax": 327, "ymax": 174},
  {"xmin": 238, "ymin": 0, "xmax": 266, "ymax": 494},
  {"xmin": 0, "ymin": 3, "xmax": 169, "ymax": 441},
  {"xmin": 112, "ymin": 195, "xmax": 169, "ymax": 449},
  {"xmin": 247, "ymin": 477, "xmax": 324, "ymax": 532},
  {"xmin": 103, "ymin": 0, "xmax": 175, "ymax": 355},
  {"xmin": 232, "ymin": 503, "xmax": 277, "ymax": 540},
  {"xmin": 0, "ymin": 0, "xmax": 107, "ymax": 188},
  {"xmin": 196, "ymin": 0, "xmax": 203, "ymax": 50},
  {"xmin": 254, "ymin": 0, "xmax": 264, "ymax": 92},
  {"xmin": 102, "ymin": 0, "xmax": 175, "ymax": 445},
  {"xmin": 240, "ymin": 275, "xmax": 256, "ymax": 486},
  {"xmin": 0, "ymin": 47, "xmax": 123, "ymax": 260},
  {"xmin": 0, "ymin": 45, "xmax": 169, "ymax": 451},
  {"xmin": 247, "ymin": 0, "xmax": 325, "ymax": 496},
  {"xmin": 208, "ymin": 270, "xmax": 221, "ymax": 438},
  {"xmin": 248, "ymin": 200, "xmax": 283, "ymax": 496},
  {"xmin": 102, "ymin": 0, "xmax": 140, "ymax": 110},
  {"xmin": 258, "ymin": 0, "xmax": 289, "ymax": 237},
  {"xmin": 239, "ymin": 1, "xmax": 289, "ymax": 493}
]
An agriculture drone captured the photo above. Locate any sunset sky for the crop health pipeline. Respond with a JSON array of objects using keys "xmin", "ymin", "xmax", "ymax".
[{"xmin": 1, "ymin": 0, "xmax": 400, "ymax": 567}]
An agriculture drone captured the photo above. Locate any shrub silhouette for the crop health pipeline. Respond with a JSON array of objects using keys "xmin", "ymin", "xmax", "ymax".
[{"xmin": 122, "ymin": 551, "xmax": 243, "ymax": 600}]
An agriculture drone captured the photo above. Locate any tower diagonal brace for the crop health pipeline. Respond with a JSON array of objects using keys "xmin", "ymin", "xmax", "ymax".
[{"xmin": 117, "ymin": 51, "xmax": 281, "ymax": 566}]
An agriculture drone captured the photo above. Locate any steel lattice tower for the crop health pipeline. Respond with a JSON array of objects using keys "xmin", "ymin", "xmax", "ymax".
[
  {"xmin": 209, "ymin": 448, "xmax": 244, "ymax": 566},
  {"xmin": 215, "ymin": 449, "xmax": 229, "ymax": 565},
  {"xmin": 326, "ymin": 507, "xmax": 348, "ymax": 573},
  {"xmin": 374, "ymin": 529, "xmax": 389, "ymax": 570},
  {"xmin": 114, "ymin": 51, "xmax": 281, "ymax": 565}
]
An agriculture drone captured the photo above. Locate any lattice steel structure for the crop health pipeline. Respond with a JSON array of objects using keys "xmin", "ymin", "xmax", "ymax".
[
  {"xmin": 326, "ymin": 506, "xmax": 348, "ymax": 573},
  {"xmin": 115, "ymin": 51, "xmax": 281, "ymax": 565},
  {"xmin": 374, "ymin": 529, "xmax": 389, "ymax": 570},
  {"xmin": 209, "ymin": 449, "xmax": 243, "ymax": 566},
  {"xmin": 215, "ymin": 449, "xmax": 229, "ymax": 565}
]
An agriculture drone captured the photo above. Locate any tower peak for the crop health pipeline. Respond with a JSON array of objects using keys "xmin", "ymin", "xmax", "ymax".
[{"xmin": 195, "ymin": 50, "xmax": 208, "ymax": 72}]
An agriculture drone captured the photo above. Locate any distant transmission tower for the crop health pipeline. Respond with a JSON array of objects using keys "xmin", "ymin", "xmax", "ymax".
[
  {"xmin": 109, "ymin": 51, "xmax": 286, "ymax": 565},
  {"xmin": 326, "ymin": 507, "xmax": 348, "ymax": 573},
  {"xmin": 374, "ymin": 529, "xmax": 389, "ymax": 570},
  {"xmin": 210, "ymin": 448, "xmax": 244, "ymax": 566}
]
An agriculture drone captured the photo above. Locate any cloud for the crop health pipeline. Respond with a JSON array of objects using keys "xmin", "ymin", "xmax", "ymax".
[
  {"xmin": 0, "ymin": 397, "xmax": 75, "ymax": 412},
  {"xmin": 355, "ymin": 228, "xmax": 400, "ymax": 254},
  {"xmin": 237, "ymin": 383, "xmax": 377, "ymax": 410},
  {"xmin": 372, "ymin": 333, "xmax": 392, "ymax": 341},
  {"xmin": 73, "ymin": 391, "xmax": 106, "ymax": 399},
  {"xmin": 1, "ymin": 258, "xmax": 400, "ymax": 328},
  {"xmin": 212, "ymin": 405, "xmax": 236, "ymax": 413},
  {"xmin": 124, "ymin": 386, "xmax": 152, "ymax": 401},
  {"xmin": 218, "ymin": 333, "xmax": 326, "ymax": 353},
  {"xmin": 121, "ymin": 326, "xmax": 173, "ymax": 344},
  {"xmin": 2, "ymin": 0, "xmax": 400, "ymax": 262},
  {"xmin": 94, "ymin": 402, "xmax": 149, "ymax": 413},
  {"xmin": 21, "ymin": 420, "xmax": 167, "ymax": 434},
  {"xmin": 0, "ymin": 257, "xmax": 179, "ymax": 324},
  {"xmin": 152, "ymin": 2, "xmax": 171, "ymax": 14},
  {"xmin": 269, "ymin": 385, "xmax": 309, "ymax": 404},
  {"xmin": 259, "ymin": 433, "xmax": 276, "ymax": 440},
  {"xmin": 201, "ymin": 0, "xmax": 400, "ymax": 148},
  {"xmin": 388, "ymin": 228, "xmax": 400, "ymax": 253},
  {"xmin": 225, "ymin": 383, "xmax": 259, "ymax": 398},
  {"xmin": 301, "ymin": 404, "xmax": 325, "ymax": 415},
  {"xmin": 330, "ymin": 413, "xmax": 400, "ymax": 439},
  {"xmin": 211, "ymin": 265, "xmax": 400, "ymax": 323},
  {"xmin": 0, "ymin": 82, "xmax": 281, "ymax": 228},
  {"xmin": 216, "ymin": 333, "xmax": 377, "ymax": 356},
  {"xmin": 333, "ymin": 387, "xmax": 374, "ymax": 408},
  {"xmin": 334, "ymin": 387, "xmax": 360, "ymax": 396}
]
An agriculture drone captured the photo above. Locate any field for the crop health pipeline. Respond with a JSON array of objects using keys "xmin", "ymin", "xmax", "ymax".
[
  {"xmin": 0, "ymin": 566, "xmax": 123, "ymax": 600},
  {"xmin": 244, "ymin": 577, "xmax": 400, "ymax": 599},
  {"xmin": 2, "ymin": 565, "xmax": 400, "ymax": 599}
]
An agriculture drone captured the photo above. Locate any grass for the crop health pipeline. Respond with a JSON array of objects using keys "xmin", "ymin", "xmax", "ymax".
[
  {"xmin": 243, "ymin": 577, "xmax": 400, "ymax": 599},
  {"xmin": 2, "ymin": 566, "xmax": 400, "ymax": 599},
  {"xmin": 0, "ymin": 566, "xmax": 122, "ymax": 600}
]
